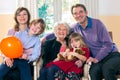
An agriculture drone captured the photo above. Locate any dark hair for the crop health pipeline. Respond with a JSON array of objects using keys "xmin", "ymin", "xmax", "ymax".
[
  {"xmin": 71, "ymin": 4, "xmax": 87, "ymax": 14},
  {"xmin": 30, "ymin": 18, "xmax": 46, "ymax": 35},
  {"xmin": 14, "ymin": 7, "xmax": 31, "ymax": 31}
]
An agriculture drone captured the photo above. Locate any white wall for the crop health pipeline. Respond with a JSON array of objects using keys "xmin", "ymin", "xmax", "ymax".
[
  {"xmin": 99, "ymin": 0, "xmax": 120, "ymax": 15},
  {"xmin": 0, "ymin": 0, "xmax": 17, "ymax": 14},
  {"xmin": 99, "ymin": 0, "xmax": 120, "ymax": 51}
]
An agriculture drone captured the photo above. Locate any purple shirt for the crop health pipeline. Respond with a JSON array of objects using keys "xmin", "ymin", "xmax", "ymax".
[
  {"xmin": 71, "ymin": 17, "xmax": 118, "ymax": 61},
  {"xmin": 46, "ymin": 33, "xmax": 55, "ymax": 40}
]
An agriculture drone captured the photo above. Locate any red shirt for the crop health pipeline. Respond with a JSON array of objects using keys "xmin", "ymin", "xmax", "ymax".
[{"xmin": 46, "ymin": 47, "xmax": 90, "ymax": 74}]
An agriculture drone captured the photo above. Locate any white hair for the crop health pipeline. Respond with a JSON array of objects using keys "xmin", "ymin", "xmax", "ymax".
[{"xmin": 53, "ymin": 21, "xmax": 70, "ymax": 37}]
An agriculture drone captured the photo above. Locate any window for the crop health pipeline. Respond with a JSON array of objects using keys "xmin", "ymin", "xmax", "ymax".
[
  {"xmin": 37, "ymin": 0, "xmax": 54, "ymax": 32},
  {"xmin": 37, "ymin": 0, "xmax": 80, "ymax": 37},
  {"xmin": 37, "ymin": 0, "xmax": 54, "ymax": 37},
  {"xmin": 17, "ymin": 0, "xmax": 98, "ymax": 38},
  {"xmin": 62, "ymin": 0, "xmax": 80, "ymax": 25}
]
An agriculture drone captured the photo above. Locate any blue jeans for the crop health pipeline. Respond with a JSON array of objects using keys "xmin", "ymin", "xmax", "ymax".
[
  {"xmin": 38, "ymin": 65, "xmax": 60, "ymax": 80},
  {"xmin": 0, "ymin": 59, "xmax": 32, "ymax": 80}
]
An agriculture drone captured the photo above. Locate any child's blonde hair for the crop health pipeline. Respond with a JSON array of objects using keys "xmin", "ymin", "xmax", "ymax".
[
  {"xmin": 29, "ymin": 18, "xmax": 46, "ymax": 35},
  {"xmin": 69, "ymin": 33, "xmax": 88, "ymax": 48}
]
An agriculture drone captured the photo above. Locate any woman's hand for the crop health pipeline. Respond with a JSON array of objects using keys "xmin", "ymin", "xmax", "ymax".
[
  {"xmin": 3, "ymin": 57, "xmax": 14, "ymax": 67},
  {"xmin": 53, "ymin": 58, "xmax": 59, "ymax": 62},
  {"xmin": 75, "ymin": 60, "xmax": 83, "ymax": 68}
]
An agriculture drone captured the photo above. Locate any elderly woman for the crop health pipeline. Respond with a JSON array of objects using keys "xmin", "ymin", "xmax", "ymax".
[{"xmin": 38, "ymin": 21, "xmax": 70, "ymax": 80}]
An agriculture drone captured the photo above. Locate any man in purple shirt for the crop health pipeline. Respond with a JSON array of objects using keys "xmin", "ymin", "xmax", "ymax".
[{"xmin": 71, "ymin": 4, "xmax": 120, "ymax": 80}]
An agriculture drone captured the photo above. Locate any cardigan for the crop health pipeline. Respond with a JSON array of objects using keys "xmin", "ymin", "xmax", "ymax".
[{"xmin": 42, "ymin": 37, "xmax": 68, "ymax": 67}]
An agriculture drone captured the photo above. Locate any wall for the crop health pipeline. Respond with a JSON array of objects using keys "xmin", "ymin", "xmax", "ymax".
[
  {"xmin": 99, "ymin": 0, "xmax": 120, "ymax": 51},
  {"xmin": 0, "ymin": 1, "xmax": 16, "ymax": 63},
  {"xmin": 0, "ymin": 14, "xmax": 14, "ymax": 41},
  {"xmin": 0, "ymin": 0, "xmax": 17, "ymax": 41}
]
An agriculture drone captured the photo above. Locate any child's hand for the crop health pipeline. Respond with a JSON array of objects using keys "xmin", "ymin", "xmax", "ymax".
[
  {"xmin": 59, "ymin": 52, "xmax": 67, "ymax": 57},
  {"xmin": 3, "ymin": 57, "xmax": 14, "ymax": 67},
  {"xmin": 62, "ymin": 52, "xmax": 67, "ymax": 57},
  {"xmin": 67, "ymin": 52, "xmax": 77, "ymax": 57},
  {"xmin": 69, "ymin": 52, "xmax": 86, "ymax": 61},
  {"xmin": 21, "ymin": 54, "xmax": 28, "ymax": 60}
]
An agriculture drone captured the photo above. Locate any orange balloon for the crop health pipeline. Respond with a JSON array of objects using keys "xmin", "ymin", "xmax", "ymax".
[{"xmin": 0, "ymin": 36, "xmax": 23, "ymax": 58}]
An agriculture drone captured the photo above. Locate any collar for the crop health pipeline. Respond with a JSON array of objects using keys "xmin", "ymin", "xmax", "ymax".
[
  {"xmin": 87, "ymin": 16, "xmax": 92, "ymax": 28},
  {"xmin": 77, "ymin": 16, "xmax": 92, "ymax": 29}
]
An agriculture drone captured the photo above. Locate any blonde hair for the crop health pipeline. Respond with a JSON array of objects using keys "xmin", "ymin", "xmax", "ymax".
[
  {"xmin": 69, "ymin": 33, "xmax": 88, "ymax": 48},
  {"xmin": 53, "ymin": 21, "xmax": 70, "ymax": 37},
  {"xmin": 29, "ymin": 18, "xmax": 46, "ymax": 35}
]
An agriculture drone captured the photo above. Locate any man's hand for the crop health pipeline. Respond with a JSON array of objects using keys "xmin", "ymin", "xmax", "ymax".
[{"xmin": 86, "ymin": 57, "xmax": 98, "ymax": 63}]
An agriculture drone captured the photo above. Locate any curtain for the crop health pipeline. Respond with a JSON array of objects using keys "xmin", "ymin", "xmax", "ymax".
[
  {"xmin": 79, "ymin": 0, "xmax": 99, "ymax": 18},
  {"xmin": 53, "ymin": 0, "xmax": 62, "ymax": 22},
  {"xmin": 17, "ymin": 0, "xmax": 38, "ymax": 20}
]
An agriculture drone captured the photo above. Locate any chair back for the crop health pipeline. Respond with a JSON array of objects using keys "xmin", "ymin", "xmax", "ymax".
[{"xmin": 109, "ymin": 31, "xmax": 113, "ymax": 40}]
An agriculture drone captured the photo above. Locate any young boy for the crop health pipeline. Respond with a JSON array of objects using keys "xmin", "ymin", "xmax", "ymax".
[{"xmin": 0, "ymin": 18, "xmax": 46, "ymax": 80}]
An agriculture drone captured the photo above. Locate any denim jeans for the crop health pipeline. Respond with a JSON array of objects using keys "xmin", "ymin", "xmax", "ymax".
[
  {"xmin": 0, "ymin": 59, "xmax": 32, "ymax": 80},
  {"xmin": 38, "ymin": 65, "xmax": 60, "ymax": 80},
  {"xmin": 89, "ymin": 52, "xmax": 120, "ymax": 80}
]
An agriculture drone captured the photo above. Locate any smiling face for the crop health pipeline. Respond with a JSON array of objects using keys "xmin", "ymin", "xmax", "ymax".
[
  {"xmin": 28, "ymin": 18, "xmax": 46, "ymax": 36},
  {"xmin": 14, "ymin": 7, "xmax": 31, "ymax": 31},
  {"xmin": 72, "ymin": 6, "xmax": 88, "ymax": 24},
  {"xmin": 16, "ymin": 10, "xmax": 29, "ymax": 25},
  {"xmin": 56, "ymin": 24, "xmax": 67, "ymax": 40},
  {"xmin": 29, "ymin": 23, "xmax": 41, "ymax": 36}
]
